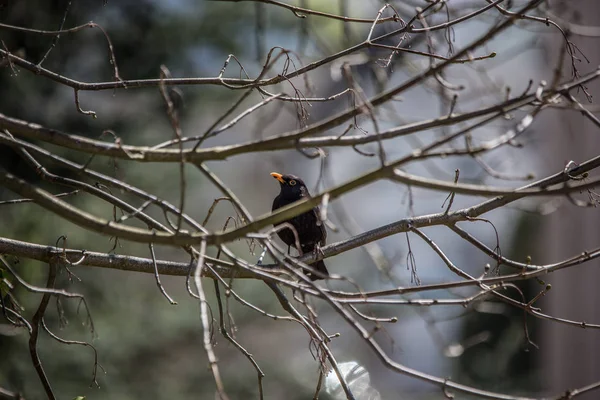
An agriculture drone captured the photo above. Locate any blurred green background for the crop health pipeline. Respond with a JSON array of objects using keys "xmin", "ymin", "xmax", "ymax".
[{"xmin": 0, "ymin": 2, "xmax": 360, "ymax": 399}]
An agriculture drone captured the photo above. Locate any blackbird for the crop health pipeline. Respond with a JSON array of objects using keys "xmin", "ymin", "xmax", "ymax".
[{"xmin": 270, "ymin": 172, "xmax": 328, "ymax": 280}]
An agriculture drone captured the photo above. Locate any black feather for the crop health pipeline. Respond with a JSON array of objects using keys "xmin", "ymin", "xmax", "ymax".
[{"xmin": 271, "ymin": 174, "xmax": 328, "ymax": 280}]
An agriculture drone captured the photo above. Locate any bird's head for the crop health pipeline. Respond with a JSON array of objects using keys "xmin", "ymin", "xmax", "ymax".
[{"xmin": 270, "ymin": 172, "xmax": 308, "ymax": 200}]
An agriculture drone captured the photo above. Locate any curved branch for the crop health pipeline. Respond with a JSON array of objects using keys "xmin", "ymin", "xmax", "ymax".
[{"xmin": 28, "ymin": 260, "xmax": 58, "ymax": 400}]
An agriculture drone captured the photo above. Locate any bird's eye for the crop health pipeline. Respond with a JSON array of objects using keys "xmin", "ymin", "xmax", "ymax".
[{"xmin": 289, "ymin": 179, "xmax": 297, "ymax": 186}]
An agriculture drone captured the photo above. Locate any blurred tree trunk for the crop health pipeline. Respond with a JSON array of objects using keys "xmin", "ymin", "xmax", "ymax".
[{"xmin": 538, "ymin": 1, "xmax": 600, "ymax": 397}]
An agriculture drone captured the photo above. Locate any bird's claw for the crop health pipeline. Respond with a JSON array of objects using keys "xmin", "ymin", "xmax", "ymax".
[{"xmin": 314, "ymin": 244, "xmax": 325, "ymax": 259}]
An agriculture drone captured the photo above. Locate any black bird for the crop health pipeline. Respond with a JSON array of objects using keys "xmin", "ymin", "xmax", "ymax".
[{"xmin": 270, "ymin": 172, "xmax": 328, "ymax": 280}]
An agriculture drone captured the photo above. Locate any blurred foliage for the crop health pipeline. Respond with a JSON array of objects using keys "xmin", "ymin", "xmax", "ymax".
[
  {"xmin": 456, "ymin": 213, "xmax": 542, "ymax": 396},
  {"xmin": 0, "ymin": 1, "xmax": 339, "ymax": 399}
]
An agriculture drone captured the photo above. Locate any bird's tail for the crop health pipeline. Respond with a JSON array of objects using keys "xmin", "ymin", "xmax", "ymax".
[
  {"xmin": 309, "ymin": 259, "xmax": 329, "ymax": 281},
  {"xmin": 302, "ymin": 245, "xmax": 329, "ymax": 281}
]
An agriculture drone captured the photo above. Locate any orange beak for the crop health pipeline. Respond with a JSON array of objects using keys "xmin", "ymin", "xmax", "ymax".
[{"xmin": 270, "ymin": 172, "xmax": 285, "ymax": 184}]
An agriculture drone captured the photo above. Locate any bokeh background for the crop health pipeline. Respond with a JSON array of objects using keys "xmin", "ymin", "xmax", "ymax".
[{"xmin": 1, "ymin": 1, "xmax": 600, "ymax": 399}]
